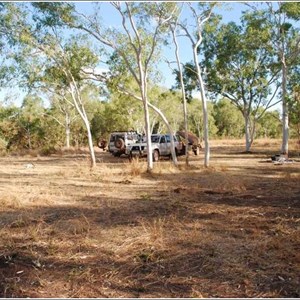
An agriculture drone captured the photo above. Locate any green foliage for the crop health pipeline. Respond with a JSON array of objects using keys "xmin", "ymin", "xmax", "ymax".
[
  {"xmin": 148, "ymin": 87, "xmax": 183, "ymax": 133},
  {"xmin": 288, "ymin": 54, "xmax": 300, "ymax": 139},
  {"xmin": 122, "ymin": 2, "xmax": 178, "ymax": 34},
  {"xmin": 203, "ymin": 14, "xmax": 276, "ymax": 104},
  {"xmin": 42, "ymin": 109, "xmax": 66, "ymax": 148},
  {"xmin": 91, "ymin": 93, "xmax": 143, "ymax": 139},
  {"xmin": 256, "ymin": 110, "xmax": 281, "ymax": 138},
  {"xmin": 0, "ymin": 4, "xmax": 20, "ymax": 89},
  {"xmin": 0, "ymin": 105, "xmax": 20, "ymax": 149},
  {"xmin": 0, "ymin": 95, "xmax": 46, "ymax": 150},
  {"xmin": 31, "ymin": 2, "xmax": 76, "ymax": 27},
  {"xmin": 281, "ymin": 2, "xmax": 300, "ymax": 20},
  {"xmin": 288, "ymin": 86, "xmax": 300, "ymax": 139},
  {"xmin": 41, "ymin": 37, "xmax": 99, "ymax": 88},
  {"xmin": 213, "ymin": 99, "xmax": 244, "ymax": 138},
  {"xmin": 17, "ymin": 94, "xmax": 45, "ymax": 149}
]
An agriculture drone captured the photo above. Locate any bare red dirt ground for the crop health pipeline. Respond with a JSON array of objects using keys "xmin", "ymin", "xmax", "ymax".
[{"xmin": 0, "ymin": 139, "xmax": 299, "ymax": 298}]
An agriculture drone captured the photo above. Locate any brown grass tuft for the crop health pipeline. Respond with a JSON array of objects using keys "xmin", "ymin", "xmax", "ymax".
[
  {"xmin": 152, "ymin": 161, "xmax": 180, "ymax": 175},
  {"xmin": 0, "ymin": 194, "xmax": 22, "ymax": 209}
]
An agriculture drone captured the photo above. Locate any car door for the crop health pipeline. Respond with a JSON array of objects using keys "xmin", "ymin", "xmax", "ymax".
[
  {"xmin": 165, "ymin": 135, "xmax": 172, "ymax": 154},
  {"xmin": 159, "ymin": 135, "xmax": 167, "ymax": 155}
]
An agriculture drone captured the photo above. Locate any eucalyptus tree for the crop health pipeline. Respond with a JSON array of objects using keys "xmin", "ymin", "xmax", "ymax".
[
  {"xmin": 263, "ymin": 2, "xmax": 300, "ymax": 155},
  {"xmin": 1, "ymin": 3, "xmax": 101, "ymax": 167},
  {"xmin": 201, "ymin": 9, "xmax": 280, "ymax": 152},
  {"xmin": 36, "ymin": 39, "xmax": 100, "ymax": 167},
  {"xmin": 169, "ymin": 4, "xmax": 190, "ymax": 166},
  {"xmin": 176, "ymin": 2, "xmax": 217, "ymax": 167}
]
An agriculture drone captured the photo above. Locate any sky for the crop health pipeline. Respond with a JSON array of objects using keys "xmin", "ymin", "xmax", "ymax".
[{"xmin": 0, "ymin": 2, "xmax": 276, "ymax": 109}]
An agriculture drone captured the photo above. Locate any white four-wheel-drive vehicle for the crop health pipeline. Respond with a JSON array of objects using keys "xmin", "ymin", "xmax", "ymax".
[
  {"xmin": 126, "ymin": 134, "xmax": 184, "ymax": 162},
  {"xmin": 108, "ymin": 131, "xmax": 142, "ymax": 157}
]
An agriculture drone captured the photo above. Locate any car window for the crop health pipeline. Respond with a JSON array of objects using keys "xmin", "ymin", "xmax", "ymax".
[
  {"xmin": 161, "ymin": 136, "xmax": 166, "ymax": 143},
  {"xmin": 165, "ymin": 135, "xmax": 170, "ymax": 143},
  {"xmin": 151, "ymin": 136, "xmax": 160, "ymax": 143}
]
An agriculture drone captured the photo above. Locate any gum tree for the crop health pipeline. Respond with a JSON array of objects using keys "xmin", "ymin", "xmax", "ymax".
[
  {"xmin": 264, "ymin": 2, "xmax": 300, "ymax": 155},
  {"xmin": 1, "ymin": 3, "xmax": 100, "ymax": 167},
  {"xmin": 177, "ymin": 2, "xmax": 217, "ymax": 167},
  {"xmin": 201, "ymin": 9, "xmax": 280, "ymax": 152},
  {"xmin": 169, "ymin": 4, "xmax": 190, "ymax": 166}
]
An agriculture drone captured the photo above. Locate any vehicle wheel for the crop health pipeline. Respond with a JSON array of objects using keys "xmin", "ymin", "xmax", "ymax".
[
  {"xmin": 153, "ymin": 150, "xmax": 159, "ymax": 162},
  {"xmin": 114, "ymin": 138, "xmax": 125, "ymax": 149},
  {"xmin": 97, "ymin": 139, "xmax": 107, "ymax": 150}
]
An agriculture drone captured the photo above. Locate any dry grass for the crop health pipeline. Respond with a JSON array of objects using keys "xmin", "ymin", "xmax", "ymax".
[{"xmin": 0, "ymin": 140, "xmax": 299, "ymax": 298}]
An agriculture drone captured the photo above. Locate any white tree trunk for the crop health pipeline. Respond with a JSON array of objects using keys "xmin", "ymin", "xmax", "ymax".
[
  {"xmin": 143, "ymin": 97, "xmax": 153, "ymax": 171},
  {"xmin": 171, "ymin": 23, "xmax": 189, "ymax": 166},
  {"xmin": 281, "ymin": 57, "xmax": 289, "ymax": 155},
  {"xmin": 66, "ymin": 127, "xmax": 70, "ymax": 148},
  {"xmin": 138, "ymin": 58, "xmax": 153, "ymax": 171},
  {"xmin": 245, "ymin": 115, "xmax": 252, "ymax": 152},
  {"xmin": 193, "ymin": 47, "xmax": 210, "ymax": 167},
  {"xmin": 69, "ymin": 82, "xmax": 96, "ymax": 168},
  {"xmin": 65, "ymin": 113, "xmax": 71, "ymax": 148},
  {"xmin": 85, "ymin": 119, "xmax": 96, "ymax": 168}
]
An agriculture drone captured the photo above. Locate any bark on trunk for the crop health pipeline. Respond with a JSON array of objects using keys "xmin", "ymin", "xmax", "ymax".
[
  {"xmin": 193, "ymin": 47, "xmax": 210, "ymax": 167},
  {"xmin": 245, "ymin": 116, "xmax": 252, "ymax": 152},
  {"xmin": 85, "ymin": 119, "xmax": 96, "ymax": 169},
  {"xmin": 69, "ymin": 82, "xmax": 96, "ymax": 168},
  {"xmin": 138, "ymin": 57, "xmax": 153, "ymax": 172},
  {"xmin": 143, "ymin": 97, "xmax": 153, "ymax": 171},
  {"xmin": 171, "ymin": 24, "xmax": 189, "ymax": 166},
  {"xmin": 65, "ymin": 114, "xmax": 71, "ymax": 148},
  {"xmin": 281, "ymin": 57, "xmax": 289, "ymax": 155}
]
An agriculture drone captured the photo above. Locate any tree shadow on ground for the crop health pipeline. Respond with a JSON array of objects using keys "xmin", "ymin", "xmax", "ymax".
[{"xmin": 1, "ymin": 184, "xmax": 299, "ymax": 298}]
